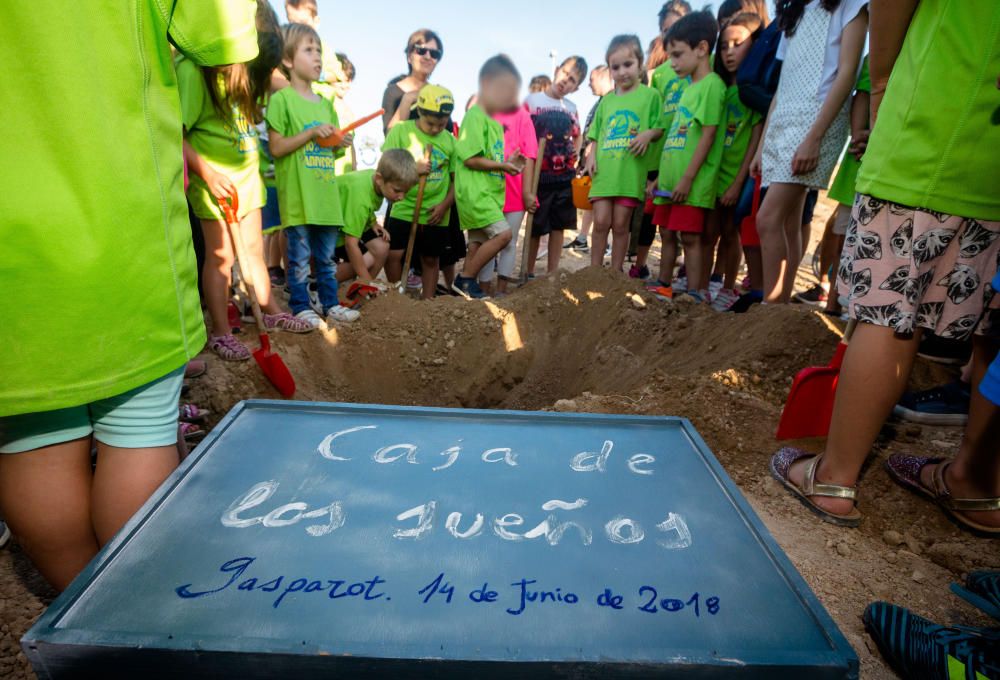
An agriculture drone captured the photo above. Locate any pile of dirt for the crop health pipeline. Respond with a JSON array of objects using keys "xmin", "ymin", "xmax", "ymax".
[{"xmin": 1, "ymin": 267, "xmax": 994, "ymax": 679}]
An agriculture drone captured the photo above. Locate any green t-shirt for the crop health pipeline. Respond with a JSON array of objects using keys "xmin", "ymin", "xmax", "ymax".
[
  {"xmin": 178, "ymin": 56, "xmax": 265, "ymax": 221},
  {"xmin": 716, "ymin": 84, "xmax": 763, "ymax": 198},
  {"xmin": 657, "ymin": 73, "xmax": 726, "ymax": 209},
  {"xmin": 335, "ymin": 170, "xmax": 382, "ymax": 244},
  {"xmin": 827, "ymin": 58, "xmax": 871, "ymax": 207},
  {"xmin": 648, "ymin": 61, "xmax": 691, "ymax": 171},
  {"xmin": 265, "ymin": 87, "xmax": 344, "ymax": 228},
  {"xmin": 1, "ymin": 0, "xmax": 257, "ymax": 417},
  {"xmin": 383, "ymin": 120, "xmax": 455, "ymax": 227},
  {"xmin": 454, "ymin": 105, "xmax": 506, "ymax": 230},
  {"xmin": 858, "ymin": 2, "xmax": 1000, "ymax": 220},
  {"xmin": 586, "ymin": 85, "xmax": 664, "ymax": 201}
]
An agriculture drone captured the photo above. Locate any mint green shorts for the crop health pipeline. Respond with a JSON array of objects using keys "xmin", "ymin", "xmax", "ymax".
[{"xmin": 0, "ymin": 367, "xmax": 184, "ymax": 454}]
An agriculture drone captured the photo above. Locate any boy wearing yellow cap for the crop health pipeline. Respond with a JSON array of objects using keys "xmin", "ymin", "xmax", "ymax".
[{"xmin": 382, "ymin": 84, "xmax": 458, "ymax": 299}]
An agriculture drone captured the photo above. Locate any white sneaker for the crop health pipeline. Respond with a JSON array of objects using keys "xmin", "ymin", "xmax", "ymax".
[
  {"xmin": 307, "ymin": 282, "xmax": 323, "ymax": 315},
  {"xmin": 674, "ymin": 276, "xmax": 688, "ymax": 294},
  {"xmin": 711, "ymin": 288, "xmax": 740, "ymax": 312},
  {"xmin": 294, "ymin": 308, "xmax": 325, "ymax": 329},
  {"xmin": 708, "ymin": 279, "xmax": 723, "ymax": 301},
  {"xmin": 327, "ymin": 305, "xmax": 360, "ymax": 323}
]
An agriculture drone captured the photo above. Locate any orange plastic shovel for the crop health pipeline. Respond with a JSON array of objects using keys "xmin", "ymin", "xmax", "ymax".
[
  {"xmin": 776, "ymin": 320, "xmax": 856, "ymax": 440},
  {"xmin": 218, "ymin": 194, "xmax": 296, "ymax": 398},
  {"xmin": 316, "ymin": 108, "xmax": 385, "ymax": 148}
]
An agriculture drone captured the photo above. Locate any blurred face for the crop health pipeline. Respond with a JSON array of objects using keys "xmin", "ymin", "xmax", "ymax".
[
  {"xmin": 608, "ymin": 46, "xmax": 641, "ymax": 90},
  {"xmin": 659, "ymin": 11, "xmax": 682, "ymax": 35},
  {"xmin": 408, "ymin": 39, "xmax": 441, "ymax": 78},
  {"xmin": 479, "ymin": 72, "xmax": 520, "ymax": 114},
  {"xmin": 417, "ymin": 113, "xmax": 449, "ymax": 136},
  {"xmin": 551, "ymin": 64, "xmax": 581, "ymax": 98},
  {"xmin": 375, "ymin": 175, "xmax": 411, "ymax": 202},
  {"xmin": 285, "ymin": 3, "xmax": 318, "ymax": 28},
  {"xmin": 668, "ymin": 39, "xmax": 704, "ymax": 78},
  {"xmin": 719, "ymin": 25, "xmax": 753, "ymax": 74},
  {"xmin": 286, "ymin": 37, "xmax": 322, "ymax": 82},
  {"xmin": 589, "ymin": 68, "xmax": 612, "ymax": 96}
]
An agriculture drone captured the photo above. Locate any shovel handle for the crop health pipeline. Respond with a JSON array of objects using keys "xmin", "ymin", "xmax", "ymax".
[
  {"xmin": 218, "ymin": 194, "xmax": 267, "ymax": 333},
  {"xmin": 400, "ymin": 144, "xmax": 433, "ymax": 288},
  {"xmin": 519, "ymin": 137, "xmax": 547, "ymax": 284}
]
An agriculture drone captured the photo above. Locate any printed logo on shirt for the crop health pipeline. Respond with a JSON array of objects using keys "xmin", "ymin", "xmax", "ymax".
[
  {"xmin": 301, "ymin": 121, "xmax": 337, "ymax": 179},
  {"xmin": 724, "ymin": 102, "xmax": 745, "ymax": 148},
  {"xmin": 490, "ymin": 139, "xmax": 506, "ymax": 179},
  {"xmin": 228, "ymin": 106, "xmax": 258, "ymax": 155},
  {"xmin": 664, "ymin": 107, "xmax": 692, "ymax": 151},
  {"xmin": 528, "ymin": 106, "xmax": 580, "ymax": 177},
  {"xmin": 662, "ymin": 78, "xmax": 686, "ymax": 116},
  {"xmin": 428, "ymin": 146, "xmax": 449, "ymax": 183},
  {"xmin": 601, "ymin": 110, "xmax": 641, "ymax": 153}
]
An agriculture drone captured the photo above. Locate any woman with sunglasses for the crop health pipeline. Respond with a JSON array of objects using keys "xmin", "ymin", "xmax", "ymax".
[{"xmin": 382, "ymin": 29, "xmax": 444, "ymax": 132}]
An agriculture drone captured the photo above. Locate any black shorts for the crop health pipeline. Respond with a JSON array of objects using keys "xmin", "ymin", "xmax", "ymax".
[
  {"xmin": 440, "ymin": 215, "xmax": 467, "ymax": 268},
  {"xmin": 802, "ymin": 189, "xmax": 819, "ymax": 225},
  {"xmin": 533, "ymin": 182, "xmax": 577, "ymax": 237},
  {"xmin": 386, "ymin": 215, "xmax": 417, "ymax": 251},
  {"xmin": 638, "ymin": 210, "xmax": 656, "ymax": 247},
  {"xmin": 415, "ymin": 224, "xmax": 452, "ymax": 258},
  {"xmin": 334, "ymin": 229, "xmax": 378, "ymax": 262}
]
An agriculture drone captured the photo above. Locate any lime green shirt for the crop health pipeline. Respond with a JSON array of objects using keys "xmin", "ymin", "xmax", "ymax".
[
  {"xmin": 648, "ymin": 62, "xmax": 691, "ymax": 171},
  {"xmin": 586, "ymin": 85, "xmax": 664, "ymax": 201},
  {"xmin": 335, "ymin": 170, "xmax": 382, "ymax": 244},
  {"xmin": 657, "ymin": 73, "xmax": 726, "ymax": 209},
  {"xmin": 266, "ymin": 87, "xmax": 344, "ymax": 228},
  {"xmin": 827, "ymin": 58, "xmax": 870, "ymax": 207},
  {"xmin": 1, "ymin": 0, "xmax": 257, "ymax": 417},
  {"xmin": 455, "ymin": 105, "xmax": 506, "ymax": 230},
  {"xmin": 383, "ymin": 120, "xmax": 455, "ymax": 227},
  {"xmin": 716, "ymin": 84, "xmax": 762, "ymax": 199},
  {"xmin": 178, "ymin": 56, "xmax": 265, "ymax": 221},
  {"xmin": 858, "ymin": 1, "xmax": 1000, "ymax": 220}
]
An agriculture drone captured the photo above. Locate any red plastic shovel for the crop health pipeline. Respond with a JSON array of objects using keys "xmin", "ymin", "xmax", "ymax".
[
  {"xmin": 218, "ymin": 194, "xmax": 296, "ymax": 398},
  {"xmin": 316, "ymin": 108, "xmax": 385, "ymax": 148},
  {"xmin": 776, "ymin": 320, "xmax": 856, "ymax": 440}
]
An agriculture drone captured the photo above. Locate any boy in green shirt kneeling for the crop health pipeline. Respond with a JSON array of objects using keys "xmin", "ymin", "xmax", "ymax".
[
  {"xmin": 453, "ymin": 55, "xmax": 526, "ymax": 299},
  {"xmin": 382, "ymin": 85, "xmax": 457, "ymax": 300},
  {"xmin": 335, "ymin": 149, "xmax": 418, "ymax": 290}
]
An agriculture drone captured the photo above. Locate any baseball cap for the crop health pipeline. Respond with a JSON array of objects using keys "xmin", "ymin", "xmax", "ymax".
[{"xmin": 414, "ymin": 84, "xmax": 455, "ymax": 115}]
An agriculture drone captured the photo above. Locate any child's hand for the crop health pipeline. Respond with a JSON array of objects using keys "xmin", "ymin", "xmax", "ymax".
[
  {"xmin": 720, "ymin": 182, "xmax": 740, "ymax": 207},
  {"xmin": 523, "ymin": 191, "xmax": 537, "ymax": 214},
  {"xmin": 427, "ymin": 202, "xmax": 448, "ymax": 225},
  {"xmin": 507, "ymin": 149, "xmax": 527, "ymax": 173},
  {"xmin": 628, "ymin": 130, "xmax": 654, "ymax": 157},
  {"xmin": 501, "ymin": 161, "xmax": 522, "ymax": 175},
  {"xmin": 374, "ymin": 224, "xmax": 389, "ymax": 241},
  {"xmin": 205, "ymin": 169, "xmax": 237, "ymax": 202},
  {"xmin": 645, "ymin": 179, "xmax": 656, "ymax": 202},
  {"xmin": 415, "ymin": 158, "xmax": 432, "ymax": 175},
  {"xmin": 337, "ymin": 132, "xmax": 354, "ymax": 149},
  {"xmin": 312, "ymin": 124, "xmax": 337, "ymax": 140},
  {"xmin": 672, "ymin": 176, "xmax": 692, "ymax": 204},
  {"xmin": 399, "ymin": 89, "xmax": 420, "ymax": 113},
  {"xmin": 584, "ymin": 153, "xmax": 596, "ymax": 178},
  {"xmin": 791, "ymin": 135, "xmax": 820, "ymax": 175},
  {"xmin": 848, "ymin": 129, "xmax": 870, "ymax": 161}
]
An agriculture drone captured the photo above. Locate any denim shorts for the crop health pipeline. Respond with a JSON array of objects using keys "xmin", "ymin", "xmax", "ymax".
[{"xmin": 0, "ymin": 366, "xmax": 184, "ymax": 454}]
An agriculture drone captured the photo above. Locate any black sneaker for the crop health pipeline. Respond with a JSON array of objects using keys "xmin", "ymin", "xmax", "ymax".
[
  {"xmin": 728, "ymin": 290, "xmax": 763, "ymax": 314},
  {"xmin": 794, "ymin": 284, "xmax": 828, "ymax": 306},
  {"xmin": 918, "ymin": 332, "xmax": 973, "ymax": 365},
  {"xmin": 893, "ymin": 380, "xmax": 971, "ymax": 425},
  {"xmin": 564, "ymin": 236, "xmax": 586, "ymax": 249},
  {"xmin": 268, "ymin": 266, "xmax": 286, "ymax": 287},
  {"xmin": 570, "ymin": 237, "xmax": 590, "ymax": 252},
  {"xmin": 863, "ymin": 602, "xmax": 1000, "ymax": 680},
  {"xmin": 452, "ymin": 275, "xmax": 486, "ymax": 299}
]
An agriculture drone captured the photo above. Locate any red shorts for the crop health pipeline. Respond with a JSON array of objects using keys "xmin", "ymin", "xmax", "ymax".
[
  {"xmin": 741, "ymin": 216, "xmax": 761, "ymax": 247},
  {"xmin": 643, "ymin": 197, "xmax": 655, "ymax": 215},
  {"xmin": 652, "ymin": 203, "xmax": 706, "ymax": 233},
  {"xmin": 592, "ymin": 196, "xmax": 641, "ymax": 208}
]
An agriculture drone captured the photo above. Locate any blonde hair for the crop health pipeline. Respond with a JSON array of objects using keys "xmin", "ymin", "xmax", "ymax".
[
  {"xmin": 377, "ymin": 149, "xmax": 419, "ymax": 187},
  {"xmin": 279, "ymin": 23, "xmax": 321, "ymax": 78}
]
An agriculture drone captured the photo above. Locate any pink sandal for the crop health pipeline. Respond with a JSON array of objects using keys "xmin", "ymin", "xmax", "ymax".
[
  {"xmin": 179, "ymin": 403, "xmax": 210, "ymax": 423},
  {"xmin": 264, "ymin": 312, "xmax": 314, "ymax": 334},
  {"xmin": 179, "ymin": 422, "xmax": 205, "ymax": 442},
  {"xmin": 209, "ymin": 334, "xmax": 250, "ymax": 362}
]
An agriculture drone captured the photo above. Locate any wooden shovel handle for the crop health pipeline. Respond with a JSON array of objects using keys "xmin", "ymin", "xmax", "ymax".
[{"xmin": 401, "ymin": 144, "xmax": 433, "ymax": 283}]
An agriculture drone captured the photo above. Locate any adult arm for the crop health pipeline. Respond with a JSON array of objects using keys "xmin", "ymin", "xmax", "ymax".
[
  {"xmin": 868, "ymin": 0, "xmax": 919, "ymax": 124},
  {"xmin": 848, "ymin": 89, "xmax": 871, "ymax": 159},
  {"xmin": 384, "ymin": 86, "xmax": 420, "ymax": 131}
]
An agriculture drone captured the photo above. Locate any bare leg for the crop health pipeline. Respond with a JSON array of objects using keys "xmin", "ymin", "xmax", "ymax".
[
  {"xmin": 757, "ymin": 183, "xmax": 807, "ymax": 304},
  {"xmin": 781, "ymin": 195, "xmax": 809, "ymax": 302},
  {"xmin": 635, "ymin": 245, "xmax": 651, "ymax": 269},
  {"xmin": 680, "ymin": 232, "xmax": 704, "ymax": 296},
  {"xmin": 527, "ymin": 237, "xmax": 541, "ymax": 276},
  {"xmin": 719, "ymin": 207, "xmax": 742, "ymax": 289},
  {"xmin": 462, "ymin": 232, "xmax": 512, "ymax": 278},
  {"xmin": 590, "ymin": 200, "xmax": 613, "ymax": 268},
  {"xmin": 237, "ymin": 210, "xmax": 281, "ymax": 315},
  {"xmin": 0, "ymin": 439, "xmax": 100, "ymax": 591},
  {"xmin": 788, "ymin": 324, "xmax": 922, "ymax": 516},
  {"xmin": 657, "ymin": 228, "xmax": 678, "ymax": 286},
  {"xmin": 199, "ymin": 218, "xmax": 236, "ymax": 338},
  {"xmin": 547, "ymin": 229, "xmax": 564, "ymax": 274},
  {"xmin": 609, "ymin": 204, "xmax": 634, "ymax": 272},
  {"xmin": 420, "ymin": 255, "xmax": 440, "ymax": 299},
  {"xmin": 700, "ymin": 208, "xmax": 722, "ymax": 291},
  {"xmin": 366, "ymin": 238, "xmax": 389, "ymax": 279},
  {"xmin": 579, "ymin": 211, "xmax": 594, "ymax": 242},
  {"xmin": 91, "ymin": 443, "xmax": 179, "ymax": 546},
  {"xmin": 385, "ymin": 250, "xmax": 405, "ymax": 285},
  {"xmin": 442, "ymin": 264, "xmax": 456, "ymax": 288}
]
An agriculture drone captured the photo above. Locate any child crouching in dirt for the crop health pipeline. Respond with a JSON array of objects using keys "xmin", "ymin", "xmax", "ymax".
[{"xmin": 335, "ymin": 149, "xmax": 418, "ymax": 295}]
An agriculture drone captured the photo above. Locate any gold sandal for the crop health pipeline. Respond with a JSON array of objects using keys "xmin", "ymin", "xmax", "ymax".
[{"xmin": 770, "ymin": 447, "xmax": 862, "ymax": 527}]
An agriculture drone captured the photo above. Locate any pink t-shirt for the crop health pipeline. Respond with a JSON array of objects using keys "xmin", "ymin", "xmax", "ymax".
[{"xmin": 493, "ymin": 107, "xmax": 539, "ymax": 213}]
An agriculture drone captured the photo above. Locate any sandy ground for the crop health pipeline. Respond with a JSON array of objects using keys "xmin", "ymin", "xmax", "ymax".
[{"xmin": 2, "ymin": 199, "xmax": 997, "ymax": 679}]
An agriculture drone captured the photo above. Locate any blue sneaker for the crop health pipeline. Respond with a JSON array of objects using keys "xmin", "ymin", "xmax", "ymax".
[
  {"xmin": 893, "ymin": 380, "xmax": 970, "ymax": 426},
  {"xmin": 452, "ymin": 275, "xmax": 486, "ymax": 299}
]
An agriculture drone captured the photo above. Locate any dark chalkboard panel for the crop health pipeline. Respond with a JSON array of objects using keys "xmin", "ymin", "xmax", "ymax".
[{"xmin": 23, "ymin": 401, "xmax": 857, "ymax": 679}]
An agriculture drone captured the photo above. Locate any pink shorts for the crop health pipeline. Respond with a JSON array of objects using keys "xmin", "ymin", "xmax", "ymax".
[
  {"xmin": 592, "ymin": 196, "xmax": 641, "ymax": 208},
  {"xmin": 652, "ymin": 204, "xmax": 706, "ymax": 233}
]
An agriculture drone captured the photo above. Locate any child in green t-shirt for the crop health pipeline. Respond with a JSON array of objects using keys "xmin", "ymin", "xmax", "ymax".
[
  {"xmin": 584, "ymin": 35, "xmax": 664, "ymax": 273},
  {"xmin": 649, "ymin": 11, "xmax": 725, "ymax": 303},
  {"xmin": 706, "ymin": 13, "xmax": 764, "ymax": 312},
  {"xmin": 382, "ymin": 85, "xmax": 458, "ymax": 300},
  {"xmin": 453, "ymin": 56, "xmax": 527, "ymax": 299},
  {"xmin": 266, "ymin": 23, "xmax": 355, "ymax": 327},
  {"xmin": 334, "ymin": 149, "xmax": 418, "ymax": 288}
]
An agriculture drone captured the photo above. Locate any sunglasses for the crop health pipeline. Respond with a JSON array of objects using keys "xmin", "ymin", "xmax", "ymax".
[{"xmin": 412, "ymin": 45, "xmax": 442, "ymax": 61}]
